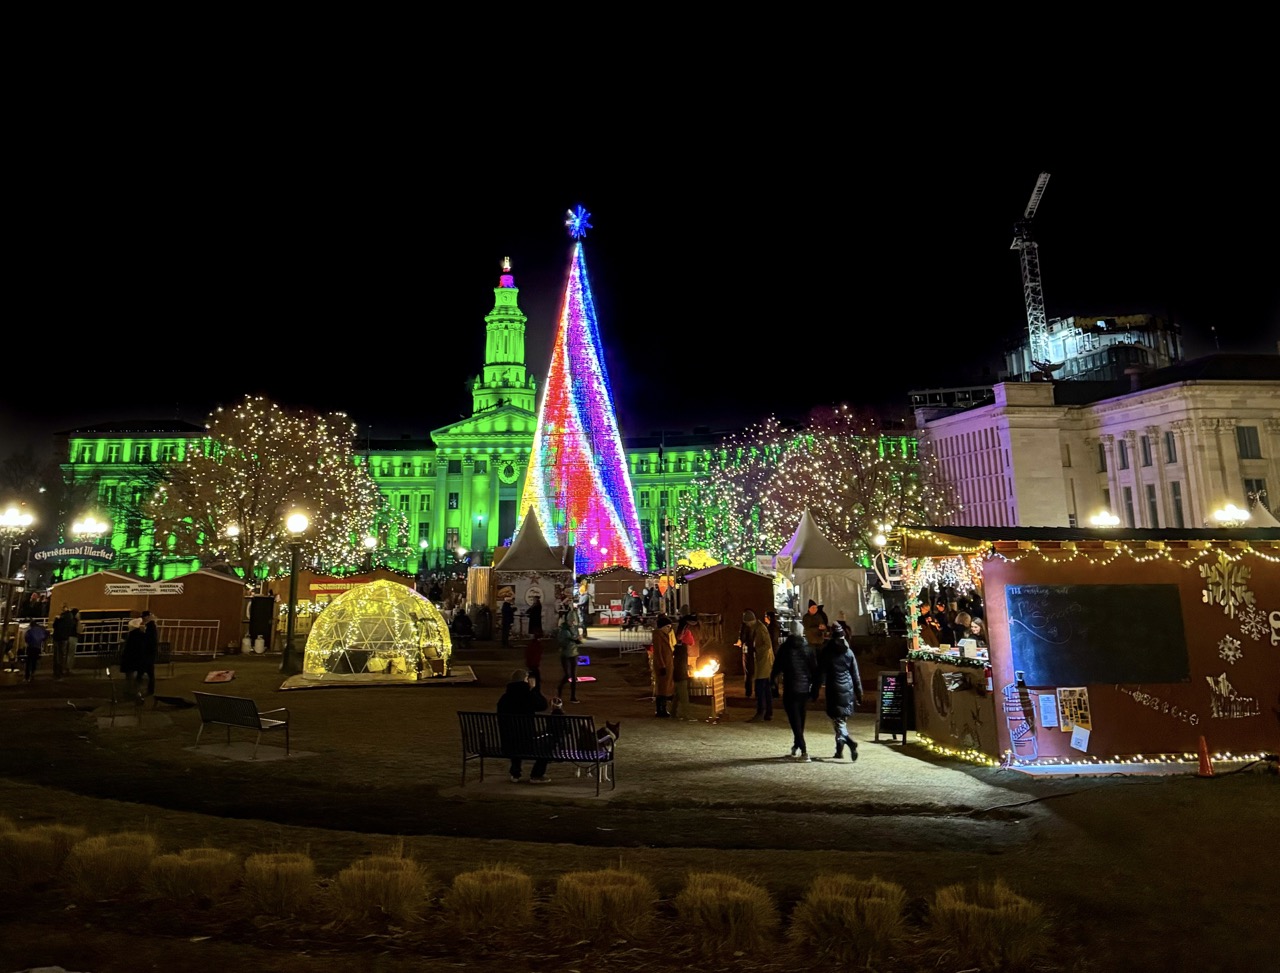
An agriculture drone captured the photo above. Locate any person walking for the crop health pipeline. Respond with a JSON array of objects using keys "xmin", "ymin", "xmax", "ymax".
[
  {"xmin": 496, "ymin": 668, "xmax": 550, "ymax": 784},
  {"xmin": 500, "ymin": 597, "xmax": 515, "ymax": 647},
  {"xmin": 772, "ymin": 629, "xmax": 819, "ymax": 760},
  {"xmin": 671, "ymin": 615, "xmax": 696, "ymax": 720},
  {"xmin": 651, "ymin": 613, "xmax": 675, "ymax": 717},
  {"xmin": 742, "ymin": 611, "xmax": 775, "ymax": 722},
  {"xmin": 523, "ymin": 633, "xmax": 544, "ymax": 691},
  {"xmin": 816, "ymin": 625, "xmax": 863, "ymax": 761},
  {"xmin": 555, "ymin": 618, "xmax": 583, "ymax": 703},
  {"xmin": 575, "ymin": 583, "xmax": 591, "ymax": 639},
  {"xmin": 23, "ymin": 619, "xmax": 48, "ymax": 682}
]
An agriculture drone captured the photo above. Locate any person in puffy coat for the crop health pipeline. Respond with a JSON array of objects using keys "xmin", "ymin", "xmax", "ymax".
[
  {"xmin": 816, "ymin": 626, "xmax": 863, "ymax": 761},
  {"xmin": 771, "ymin": 631, "xmax": 818, "ymax": 760}
]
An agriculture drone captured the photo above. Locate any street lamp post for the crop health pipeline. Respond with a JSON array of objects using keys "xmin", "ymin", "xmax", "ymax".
[
  {"xmin": 363, "ymin": 534, "xmax": 377, "ymax": 573},
  {"xmin": 2, "ymin": 505, "xmax": 35, "ymax": 658},
  {"xmin": 281, "ymin": 511, "xmax": 309, "ymax": 675}
]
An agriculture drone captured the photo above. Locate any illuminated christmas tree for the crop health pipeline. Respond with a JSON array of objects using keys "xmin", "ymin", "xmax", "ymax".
[
  {"xmin": 519, "ymin": 206, "xmax": 646, "ymax": 575},
  {"xmin": 145, "ymin": 395, "xmax": 392, "ymax": 582}
]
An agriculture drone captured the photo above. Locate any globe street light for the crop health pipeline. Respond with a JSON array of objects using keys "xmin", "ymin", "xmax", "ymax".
[
  {"xmin": 1, "ymin": 505, "xmax": 35, "ymax": 657},
  {"xmin": 1211, "ymin": 503, "xmax": 1251, "ymax": 529},
  {"xmin": 362, "ymin": 534, "xmax": 377, "ymax": 572},
  {"xmin": 1089, "ymin": 511, "xmax": 1121, "ymax": 528},
  {"xmin": 281, "ymin": 511, "xmax": 309, "ymax": 674},
  {"xmin": 72, "ymin": 513, "xmax": 112, "ymax": 579}
]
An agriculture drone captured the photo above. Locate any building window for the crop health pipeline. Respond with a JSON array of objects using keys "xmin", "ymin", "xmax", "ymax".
[
  {"xmin": 1236, "ymin": 426, "xmax": 1262, "ymax": 459},
  {"xmin": 474, "ymin": 460, "xmax": 487, "ymax": 474},
  {"xmin": 1139, "ymin": 436, "xmax": 1152, "ymax": 467},
  {"xmin": 106, "ymin": 445, "xmax": 120, "ymax": 463},
  {"xmin": 448, "ymin": 460, "xmax": 462, "ymax": 474},
  {"xmin": 448, "ymin": 493, "xmax": 459, "ymax": 510},
  {"xmin": 659, "ymin": 491, "xmax": 669, "ymax": 509},
  {"xmin": 1145, "ymin": 483, "xmax": 1159, "ymax": 527},
  {"xmin": 1097, "ymin": 443, "xmax": 1107, "ymax": 472},
  {"xmin": 398, "ymin": 495, "xmax": 410, "ymax": 513},
  {"xmin": 134, "ymin": 444, "xmax": 150, "ymax": 463},
  {"xmin": 639, "ymin": 459, "xmax": 648, "ymax": 474},
  {"xmin": 677, "ymin": 457, "xmax": 687, "ymax": 472},
  {"xmin": 1117, "ymin": 441, "xmax": 1129, "ymax": 470},
  {"xmin": 1103, "ymin": 488, "xmax": 1111, "ymax": 512},
  {"xmin": 419, "ymin": 495, "xmax": 430, "ymax": 512},
  {"xmin": 1164, "ymin": 431, "xmax": 1177, "ymax": 464},
  {"xmin": 1068, "ymin": 512, "xmax": 1078, "ymax": 527},
  {"xmin": 125, "ymin": 517, "xmax": 142, "ymax": 547},
  {"xmin": 1171, "ymin": 481, "xmax": 1185, "ymax": 528},
  {"xmin": 77, "ymin": 444, "xmax": 92, "ymax": 463},
  {"xmin": 1244, "ymin": 478, "xmax": 1269, "ymax": 512},
  {"xmin": 640, "ymin": 492, "xmax": 650, "ymax": 508},
  {"xmin": 1062, "ymin": 443, "xmax": 1072, "ymax": 468},
  {"xmin": 101, "ymin": 485, "xmax": 117, "ymax": 506},
  {"xmin": 418, "ymin": 523, "xmax": 430, "ymax": 545},
  {"xmin": 1123, "ymin": 486, "xmax": 1135, "ymax": 528},
  {"xmin": 445, "ymin": 527, "xmax": 460, "ymax": 551}
]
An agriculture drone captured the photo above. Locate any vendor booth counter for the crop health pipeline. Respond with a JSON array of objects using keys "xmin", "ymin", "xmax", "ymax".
[{"xmin": 908, "ymin": 657, "xmax": 1000, "ymax": 762}]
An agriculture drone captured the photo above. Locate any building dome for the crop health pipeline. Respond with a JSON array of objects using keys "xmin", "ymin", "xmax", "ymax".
[{"xmin": 302, "ymin": 580, "xmax": 452, "ymax": 679}]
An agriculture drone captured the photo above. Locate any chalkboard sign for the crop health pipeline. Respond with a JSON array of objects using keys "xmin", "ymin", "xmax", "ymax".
[
  {"xmin": 876, "ymin": 672, "xmax": 907, "ymax": 741},
  {"xmin": 1005, "ymin": 584, "xmax": 1189, "ymax": 687}
]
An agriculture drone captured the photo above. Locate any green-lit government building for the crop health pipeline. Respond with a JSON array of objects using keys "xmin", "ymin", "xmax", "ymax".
[{"xmin": 53, "ymin": 261, "xmax": 715, "ymax": 582}]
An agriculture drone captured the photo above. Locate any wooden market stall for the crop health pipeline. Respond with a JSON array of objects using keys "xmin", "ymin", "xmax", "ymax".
[{"xmin": 899, "ymin": 526, "xmax": 1280, "ymax": 771}]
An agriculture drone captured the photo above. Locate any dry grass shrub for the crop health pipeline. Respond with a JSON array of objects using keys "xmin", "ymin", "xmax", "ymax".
[
  {"xmin": 930, "ymin": 878, "xmax": 1051, "ymax": 970},
  {"xmin": 0, "ymin": 824, "xmax": 87, "ymax": 889},
  {"xmin": 242, "ymin": 851, "xmax": 316, "ymax": 916},
  {"xmin": 64, "ymin": 831, "xmax": 159, "ymax": 899},
  {"xmin": 788, "ymin": 873, "xmax": 908, "ymax": 967},
  {"xmin": 551, "ymin": 869, "xmax": 658, "ymax": 941},
  {"xmin": 673, "ymin": 871, "xmax": 778, "ymax": 955},
  {"xmin": 445, "ymin": 864, "xmax": 534, "ymax": 935},
  {"xmin": 328, "ymin": 854, "xmax": 428, "ymax": 924},
  {"xmin": 147, "ymin": 847, "xmax": 242, "ymax": 903}
]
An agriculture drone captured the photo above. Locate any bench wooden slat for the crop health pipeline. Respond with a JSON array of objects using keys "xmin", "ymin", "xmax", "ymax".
[
  {"xmin": 457, "ymin": 711, "xmax": 615, "ymax": 796},
  {"xmin": 194, "ymin": 692, "xmax": 290, "ymax": 759}
]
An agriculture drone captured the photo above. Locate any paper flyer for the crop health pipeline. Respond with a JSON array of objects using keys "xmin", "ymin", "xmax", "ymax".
[
  {"xmin": 1038, "ymin": 694, "xmax": 1059, "ymax": 728},
  {"xmin": 1070, "ymin": 725, "xmax": 1091, "ymax": 752},
  {"xmin": 1057, "ymin": 687, "xmax": 1092, "ymax": 732}
]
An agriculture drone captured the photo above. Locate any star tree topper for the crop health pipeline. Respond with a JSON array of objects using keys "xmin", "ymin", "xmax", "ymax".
[{"xmin": 565, "ymin": 205, "xmax": 592, "ymax": 239}]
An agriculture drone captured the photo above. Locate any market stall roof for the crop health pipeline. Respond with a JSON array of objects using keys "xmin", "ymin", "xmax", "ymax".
[
  {"xmin": 899, "ymin": 525, "xmax": 1280, "ymax": 559},
  {"xmin": 495, "ymin": 508, "xmax": 571, "ymax": 574},
  {"xmin": 777, "ymin": 508, "xmax": 858, "ymax": 568}
]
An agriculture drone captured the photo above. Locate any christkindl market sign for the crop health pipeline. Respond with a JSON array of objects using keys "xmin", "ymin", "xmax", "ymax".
[
  {"xmin": 104, "ymin": 582, "xmax": 184, "ymax": 596},
  {"xmin": 32, "ymin": 544, "xmax": 116, "ymax": 564}
]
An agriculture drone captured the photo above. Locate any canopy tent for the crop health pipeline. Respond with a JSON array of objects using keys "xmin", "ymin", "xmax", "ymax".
[
  {"xmin": 493, "ymin": 509, "xmax": 575, "ymax": 612},
  {"xmin": 777, "ymin": 509, "xmax": 870, "ymax": 635}
]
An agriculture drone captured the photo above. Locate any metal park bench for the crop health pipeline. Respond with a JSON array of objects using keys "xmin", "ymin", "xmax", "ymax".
[
  {"xmin": 456, "ymin": 710, "xmax": 616, "ymax": 796},
  {"xmin": 193, "ymin": 691, "xmax": 291, "ymax": 759}
]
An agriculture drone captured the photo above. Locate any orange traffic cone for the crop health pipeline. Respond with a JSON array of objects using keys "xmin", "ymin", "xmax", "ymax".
[{"xmin": 1196, "ymin": 735, "xmax": 1215, "ymax": 778}]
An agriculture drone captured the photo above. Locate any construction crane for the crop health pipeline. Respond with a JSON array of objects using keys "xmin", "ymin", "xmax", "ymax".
[{"xmin": 1010, "ymin": 171, "xmax": 1060, "ymax": 378}]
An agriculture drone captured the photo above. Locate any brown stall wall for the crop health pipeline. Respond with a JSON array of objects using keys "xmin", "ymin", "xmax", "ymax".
[
  {"xmin": 911, "ymin": 659, "xmax": 1000, "ymax": 757},
  {"xmin": 983, "ymin": 551, "xmax": 1280, "ymax": 761}
]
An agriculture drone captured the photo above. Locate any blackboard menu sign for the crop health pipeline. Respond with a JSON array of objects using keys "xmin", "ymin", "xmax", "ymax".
[
  {"xmin": 1006, "ymin": 584, "xmax": 1190, "ymax": 687},
  {"xmin": 876, "ymin": 672, "xmax": 907, "ymax": 740}
]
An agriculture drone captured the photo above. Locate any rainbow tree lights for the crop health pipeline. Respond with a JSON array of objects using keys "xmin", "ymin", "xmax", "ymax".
[
  {"xmin": 676, "ymin": 406, "xmax": 958, "ymax": 568},
  {"xmin": 145, "ymin": 396, "xmax": 394, "ymax": 583},
  {"xmin": 519, "ymin": 207, "xmax": 646, "ymax": 576}
]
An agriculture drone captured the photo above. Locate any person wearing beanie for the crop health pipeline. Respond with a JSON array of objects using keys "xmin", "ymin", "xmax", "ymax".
[
  {"xmin": 496, "ymin": 667, "xmax": 550, "ymax": 783},
  {"xmin": 802, "ymin": 599, "xmax": 829, "ymax": 647}
]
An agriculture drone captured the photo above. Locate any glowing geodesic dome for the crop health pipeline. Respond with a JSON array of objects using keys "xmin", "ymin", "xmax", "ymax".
[{"xmin": 302, "ymin": 580, "xmax": 452, "ymax": 679}]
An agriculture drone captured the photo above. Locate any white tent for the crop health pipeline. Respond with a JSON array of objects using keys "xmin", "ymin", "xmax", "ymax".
[
  {"xmin": 494, "ymin": 509, "xmax": 575, "ymax": 615},
  {"xmin": 777, "ymin": 509, "xmax": 870, "ymax": 635}
]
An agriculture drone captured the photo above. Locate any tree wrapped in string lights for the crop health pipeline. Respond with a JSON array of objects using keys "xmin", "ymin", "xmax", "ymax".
[
  {"xmin": 677, "ymin": 406, "xmax": 957, "ymax": 568},
  {"xmin": 144, "ymin": 396, "xmax": 393, "ymax": 583},
  {"xmin": 519, "ymin": 206, "xmax": 646, "ymax": 576}
]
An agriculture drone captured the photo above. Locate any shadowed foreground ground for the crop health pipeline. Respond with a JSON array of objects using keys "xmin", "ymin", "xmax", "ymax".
[{"xmin": 1, "ymin": 636, "xmax": 1277, "ymax": 972}]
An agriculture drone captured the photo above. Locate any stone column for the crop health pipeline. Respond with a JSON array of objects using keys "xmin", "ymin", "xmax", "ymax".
[
  {"xmin": 1147, "ymin": 425, "xmax": 1168, "ymax": 528},
  {"xmin": 1122, "ymin": 431, "xmax": 1141, "ymax": 526}
]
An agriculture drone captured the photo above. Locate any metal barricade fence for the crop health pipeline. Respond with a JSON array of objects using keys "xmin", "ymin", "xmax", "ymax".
[{"xmin": 76, "ymin": 617, "xmax": 221, "ymax": 670}]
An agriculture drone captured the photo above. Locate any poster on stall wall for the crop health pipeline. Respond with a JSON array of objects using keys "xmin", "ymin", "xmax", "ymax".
[
  {"xmin": 1057, "ymin": 687, "xmax": 1092, "ymax": 732},
  {"xmin": 1070, "ymin": 725, "xmax": 1091, "ymax": 752}
]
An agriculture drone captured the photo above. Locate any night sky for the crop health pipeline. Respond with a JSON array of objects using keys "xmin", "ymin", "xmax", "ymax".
[{"xmin": 4, "ymin": 152, "xmax": 1276, "ymax": 458}]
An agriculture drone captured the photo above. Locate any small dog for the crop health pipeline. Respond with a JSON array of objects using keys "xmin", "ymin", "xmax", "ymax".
[{"xmin": 575, "ymin": 720, "xmax": 621, "ymax": 782}]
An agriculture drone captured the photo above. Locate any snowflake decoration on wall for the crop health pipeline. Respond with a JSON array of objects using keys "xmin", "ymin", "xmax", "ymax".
[
  {"xmin": 1238, "ymin": 604, "xmax": 1268, "ymax": 641},
  {"xmin": 1218, "ymin": 635, "xmax": 1243, "ymax": 665},
  {"xmin": 1200, "ymin": 554, "xmax": 1255, "ymax": 619}
]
